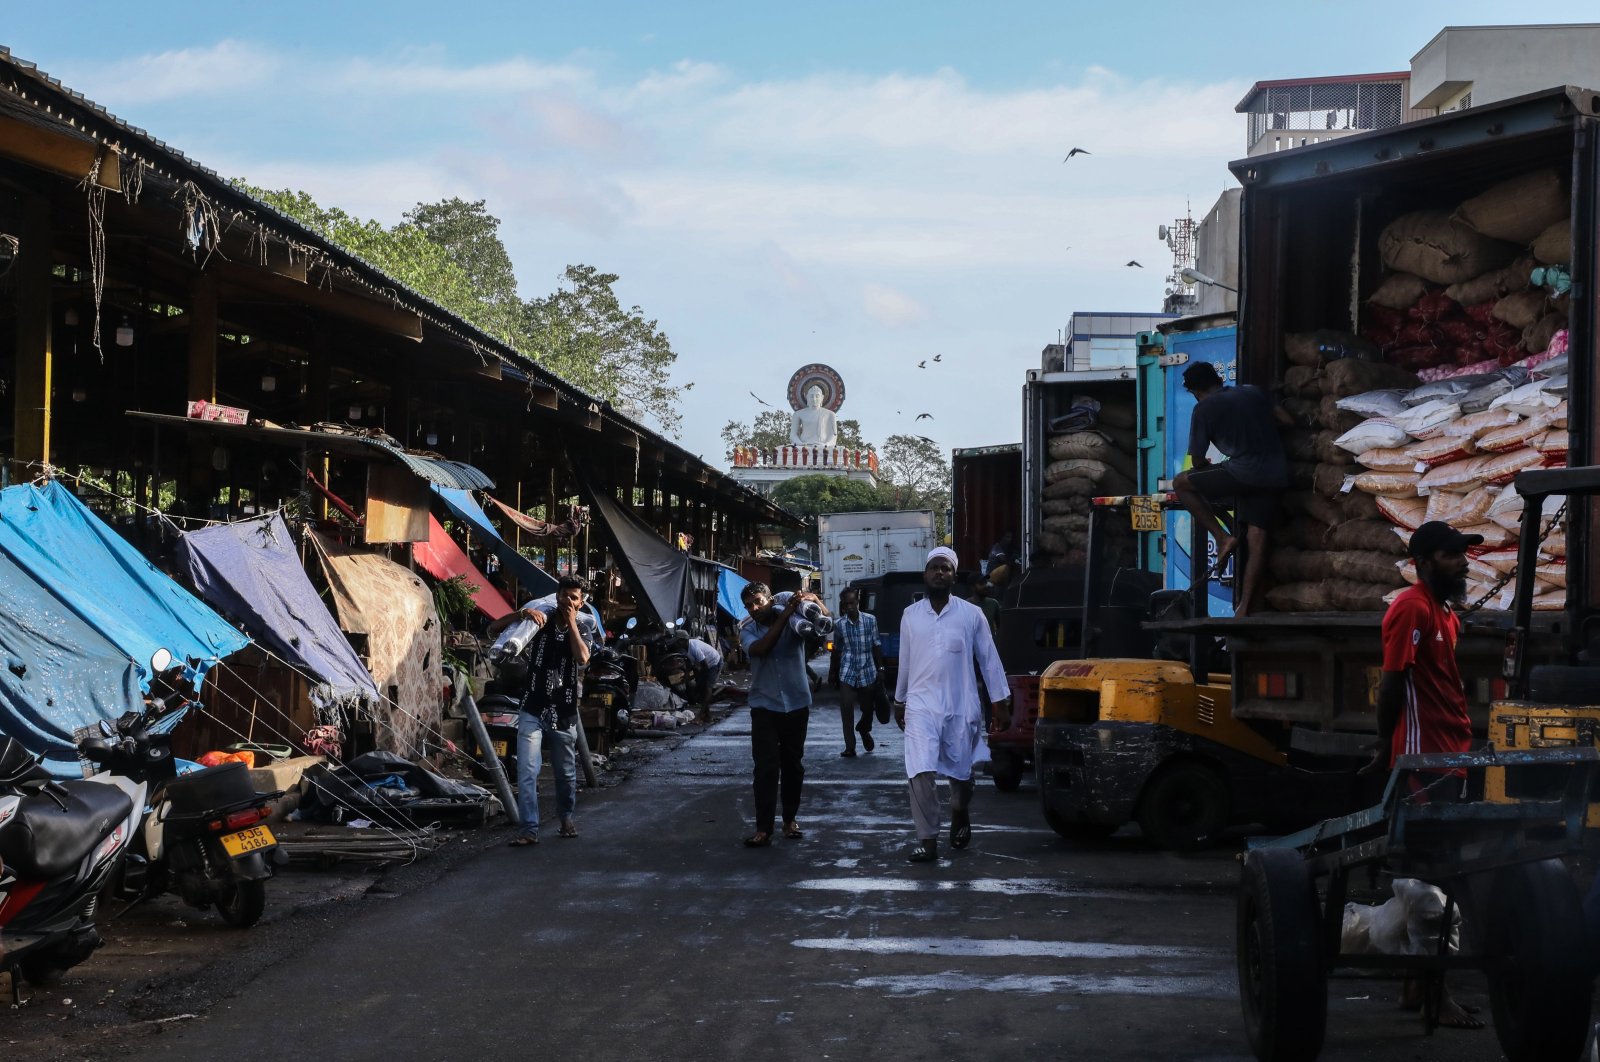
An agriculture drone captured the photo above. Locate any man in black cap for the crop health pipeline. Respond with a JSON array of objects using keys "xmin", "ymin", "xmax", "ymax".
[
  {"xmin": 1171, "ymin": 361, "xmax": 1289, "ymax": 617},
  {"xmin": 1365, "ymin": 520, "xmax": 1484, "ymax": 1030}
]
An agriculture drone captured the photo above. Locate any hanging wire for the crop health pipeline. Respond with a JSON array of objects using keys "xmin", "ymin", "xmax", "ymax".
[{"xmin": 78, "ymin": 155, "xmax": 109, "ymax": 361}]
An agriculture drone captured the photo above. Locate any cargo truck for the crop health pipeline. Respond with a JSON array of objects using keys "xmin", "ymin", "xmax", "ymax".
[
  {"xmin": 816, "ymin": 510, "xmax": 933, "ymax": 605},
  {"xmin": 1036, "ymin": 87, "xmax": 1595, "ymax": 847}
]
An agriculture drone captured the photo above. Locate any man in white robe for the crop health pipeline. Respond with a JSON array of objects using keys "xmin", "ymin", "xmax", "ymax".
[{"xmin": 894, "ymin": 547, "xmax": 1011, "ymax": 862}]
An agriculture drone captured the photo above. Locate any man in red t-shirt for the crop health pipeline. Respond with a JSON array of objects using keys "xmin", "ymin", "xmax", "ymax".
[
  {"xmin": 1372, "ymin": 521, "xmax": 1480, "ymax": 773},
  {"xmin": 1367, "ymin": 520, "xmax": 1484, "ymax": 1030}
]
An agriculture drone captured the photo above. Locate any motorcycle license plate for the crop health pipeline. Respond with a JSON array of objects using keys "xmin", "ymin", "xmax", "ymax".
[
  {"xmin": 220, "ymin": 825, "xmax": 276, "ymax": 857},
  {"xmin": 493, "ymin": 740, "xmax": 509, "ymax": 758},
  {"xmin": 589, "ymin": 692, "xmax": 613, "ymax": 706}
]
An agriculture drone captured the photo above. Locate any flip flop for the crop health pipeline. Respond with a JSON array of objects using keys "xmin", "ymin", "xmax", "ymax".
[
  {"xmin": 783, "ymin": 822, "xmax": 804, "ymax": 839},
  {"xmin": 558, "ymin": 823, "xmax": 579, "ymax": 839},
  {"xmin": 508, "ymin": 835, "xmax": 540, "ymax": 847},
  {"xmin": 907, "ymin": 839, "xmax": 938, "ymax": 863},
  {"xmin": 743, "ymin": 832, "xmax": 773, "ymax": 848},
  {"xmin": 950, "ymin": 808, "xmax": 972, "ymax": 850}
]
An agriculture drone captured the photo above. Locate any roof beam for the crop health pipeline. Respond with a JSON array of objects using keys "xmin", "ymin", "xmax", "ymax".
[{"xmin": 0, "ymin": 111, "xmax": 120, "ymax": 190}]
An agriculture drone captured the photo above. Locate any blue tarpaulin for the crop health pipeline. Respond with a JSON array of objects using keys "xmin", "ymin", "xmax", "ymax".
[
  {"xmin": 177, "ymin": 514, "xmax": 380, "ymax": 716},
  {"xmin": 433, "ymin": 487, "xmax": 557, "ymax": 599},
  {"xmin": 0, "ymin": 549, "xmax": 142, "ymax": 778},
  {"xmin": 0, "ymin": 482, "xmax": 248, "ymax": 686},
  {"xmin": 716, "ymin": 564, "xmax": 750, "ymax": 620}
]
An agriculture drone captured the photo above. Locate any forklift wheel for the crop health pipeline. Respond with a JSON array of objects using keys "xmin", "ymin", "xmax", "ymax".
[
  {"xmin": 1237, "ymin": 848, "xmax": 1326, "ymax": 1062},
  {"xmin": 1137, "ymin": 761, "xmax": 1229, "ymax": 851},
  {"xmin": 1483, "ymin": 859, "xmax": 1592, "ymax": 1062}
]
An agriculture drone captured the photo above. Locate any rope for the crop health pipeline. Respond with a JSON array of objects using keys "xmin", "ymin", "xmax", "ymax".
[{"xmin": 79, "ymin": 155, "xmax": 108, "ymax": 361}]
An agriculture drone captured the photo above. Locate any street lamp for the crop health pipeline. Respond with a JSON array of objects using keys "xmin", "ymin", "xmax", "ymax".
[{"xmin": 1180, "ymin": 267, "xmax": 1238, "ymax": 293}]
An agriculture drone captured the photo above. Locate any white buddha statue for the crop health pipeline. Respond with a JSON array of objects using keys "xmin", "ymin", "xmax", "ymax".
[{"xmin": 789, "ymin": 384, "xmax": 838, "ymax": 447}]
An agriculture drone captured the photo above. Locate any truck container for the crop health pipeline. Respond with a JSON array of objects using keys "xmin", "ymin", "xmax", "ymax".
[
  {"xmin": 816, "ymin": 510, "xmax": 933, "ymax": 606},
  {"xmin": 1035, "ymin": 88, "xmax": 1596, "ymax": 847},
  {"xmin": 952, "ymin": 443, "xmax": 1020, "ymax": 575}
]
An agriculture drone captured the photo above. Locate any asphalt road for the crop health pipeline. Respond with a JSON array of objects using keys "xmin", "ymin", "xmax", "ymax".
[{"xmin": 113, "ymin": 692, "xmax": 1517, "ymax": 1062}]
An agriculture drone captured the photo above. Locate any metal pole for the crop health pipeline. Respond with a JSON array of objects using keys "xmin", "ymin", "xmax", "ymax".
[{"xmin": 460, "ymin": 692, "xmax": 518, "ymax": 821}]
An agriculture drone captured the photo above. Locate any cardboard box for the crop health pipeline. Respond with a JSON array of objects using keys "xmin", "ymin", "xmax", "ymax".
[
  {"xmin": 186, "ymin": 399, "xmax": 249, "ymax": 424},
  {"xmin": 249, "ymin": 754, "xmax": 326, "ymax": 795}
]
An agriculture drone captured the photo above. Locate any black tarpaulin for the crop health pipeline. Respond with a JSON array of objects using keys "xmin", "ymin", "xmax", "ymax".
[{"xmin": 581, "ymin": 484, "xmax": 689, "ymax": 627}]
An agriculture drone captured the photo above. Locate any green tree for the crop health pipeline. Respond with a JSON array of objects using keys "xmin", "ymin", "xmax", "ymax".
[
  {"xmin": 523, "ymin": 265, "xmax": 681, "ymax": 437},
  {"xmin": 770, "ymin": 473, "xmax": 897, "ymax": 548},
  {"xmin": 877, "ymin": 434, "xmax": 952, "ymax": 533},
  {"xmin": 403, "ymin": 198, "xmax": 523, "ymax": 342}
]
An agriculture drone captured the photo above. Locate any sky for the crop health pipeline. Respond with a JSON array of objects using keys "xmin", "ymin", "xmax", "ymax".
[{"xmin": 4, "ymin": 4, "xmax": 1562, "ymax": 466}]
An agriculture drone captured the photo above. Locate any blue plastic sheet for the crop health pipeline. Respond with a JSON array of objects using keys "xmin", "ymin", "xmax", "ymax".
[
  {"xmin": 716, "ymin": 564, "xmax": 751, "ymax": 620},
  {"xmin": 433, "ymin": 487, "xmax": 557, "ymax": 599},
  {"xmin": 0, "ymin": 547, "xmax": 142, "ymax": 778},
  {"xmin": 177, "ymin": 514, "xmax": 380, "ymax": 714},
  {"xmin": 0, "ymin": 482, "xmax": 248, "ymax": 686}
]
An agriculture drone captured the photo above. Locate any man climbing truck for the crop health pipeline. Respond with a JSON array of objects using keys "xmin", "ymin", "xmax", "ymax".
[{"xmin": 1036, "ymin": 89, "xmax": 1596, "ymax": 848}]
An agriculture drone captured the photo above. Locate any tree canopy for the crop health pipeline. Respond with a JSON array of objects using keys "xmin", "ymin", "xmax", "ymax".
[{"xmin": 237, "ymin": 183, "xmax": 683, "ymax": 437}]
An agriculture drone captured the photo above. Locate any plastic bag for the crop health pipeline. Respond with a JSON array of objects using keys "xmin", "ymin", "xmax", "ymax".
[
  {"xmin": 1353, "ymin": 470, "xmax": 1420, "ymax": 497},
  {"xmin": 1490, "ymin": 379, "xmax": 1561, "ymax": 417},
  {"xmin": 1334, "ymin": 419, "xmax": 1410, "ymax": 454},
  {"xmin": 1376, "ymin": 496, "xmax": 1428, "ymax": 530},
  {"xmin": 1476, "ymin": 447, "xmax": 1546, "ymax": 487},
  {"xmin": 1417, "ymin": 456, "xmax": 1486, "ymax": 493},
  {"xmin": 1355, "ymin": 447, "xmax": 1417, "ymax": 472},
  {"xmin": 1392, "ymin": 399, "xmax": 1461, "ymax": 440},
  {"xmin": 1335, "ymin": 388, "xmax": 1411, "ymax": 418},
  {"xmin": 1406, "ymin": 435, "xmax": 1479, "ymax": 469},
  {"xmin": 1477, "ymin": 416, "xmax": 1548, "ymax": 454}
]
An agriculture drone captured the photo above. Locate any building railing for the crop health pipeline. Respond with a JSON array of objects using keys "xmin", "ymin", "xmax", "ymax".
[{"xmin": 731, "ymin": 446, "xmax": 879, "ymax": 473}]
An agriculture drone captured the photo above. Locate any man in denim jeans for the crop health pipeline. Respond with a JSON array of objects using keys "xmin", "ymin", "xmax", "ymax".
[
  {"xmin": 828, "ymin": 587, "xmax": 885, "ymax": 757},
  {"xmin": 503, "ymin": 576, "xmax": 591, "ymax": 847},
  {"xmin": 738, "ymin": 582, "xmax": 824, "ymax": 847}
]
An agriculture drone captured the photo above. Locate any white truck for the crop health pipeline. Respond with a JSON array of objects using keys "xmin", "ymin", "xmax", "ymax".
[{"xmin": 816, "ymin": 510, "xmax": 935, "ymax": 605}]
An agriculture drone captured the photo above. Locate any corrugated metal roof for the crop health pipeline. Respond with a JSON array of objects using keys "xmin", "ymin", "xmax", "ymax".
[{"xmin": 364, "ymin": 440, "xmax": 494, "ymax": 490}]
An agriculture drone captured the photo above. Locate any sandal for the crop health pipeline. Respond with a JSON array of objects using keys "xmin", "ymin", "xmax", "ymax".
[
  {"xmin": 950, "ymin": 808, "xmax": 972, "ymax": 850},
  {"xmin": 907, "ymin": 839, "xmax": 938, "ymax": 863},
  {"xmin": 782, "ymin": 821, "xmax": 804, "ymax": 839},
  {"xmin": 743, "ymin": 831, "xmax": 773, "ymax": 848},
  {"xmin": 558, "ymin": 823, "xmax": 579, "ymax": 839},
  {"xmin": 508, "ymin": 835, "xmax": 540, "ymax": 847}
]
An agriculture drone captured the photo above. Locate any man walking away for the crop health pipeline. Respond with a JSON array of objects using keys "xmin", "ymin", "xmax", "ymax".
[
  {"xmin": 1365, "ymin": 520, "xmax": 1484, "ymax": 1030},
  {"xmin": 739, "ymin": 583, "xmax": 825, "ymax": 847},
  {"xmin": 829, "ymin": 587, "xmax": 885, "ymax": 758},
  {"xmin": 895, "ymin": 548, "xmax": 1011, "ymax": 863},
  {"xmin": 1170, "ymin": 361, "xmax": 1289, "ymax": 618}
]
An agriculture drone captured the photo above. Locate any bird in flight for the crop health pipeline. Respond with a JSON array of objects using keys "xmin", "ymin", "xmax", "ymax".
[
  {"xmin": 749, "ymin": 391, "xmax": 770, "ymax": 406},
  {"xmin": 916, "ymin": 435, "xmax": 937, "ymax": 446},
  {"xmin": 932, "ymin": 354, "xmax": 942, "ymax": 363},
  {"xmin": 917, "ymin": 360, "xmax": 927, "ymax": 369},
  {"xmin": 1063, "ymin": 147, "xmax": 1091, "ymax": 161},
  {"xmin": 915, "ymin": 413, "xmax": 933, "ymax": 421},
  {"xmin": 1126, "ymin": 260, "xmax": 1143, "ymax": 268}
]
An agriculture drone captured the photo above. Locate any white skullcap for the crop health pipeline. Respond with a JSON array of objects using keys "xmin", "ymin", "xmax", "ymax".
[{"xmin": 926, "ymin": 546, "xmax": 959, "ymax": 569}]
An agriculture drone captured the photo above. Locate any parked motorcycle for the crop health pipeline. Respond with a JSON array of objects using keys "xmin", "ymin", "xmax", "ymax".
[
  {"xmin": 82, "ymin": 659, "xmax": 279, "ymax": 929},
  {"xmin": 0, "ymin": 728, "xmax": 142, "ymax": 998}
]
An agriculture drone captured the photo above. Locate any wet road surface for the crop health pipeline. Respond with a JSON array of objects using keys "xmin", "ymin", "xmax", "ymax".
[{"xmin": 116, "ymin": 695, "xmax": 1513, "ymax": 1061}]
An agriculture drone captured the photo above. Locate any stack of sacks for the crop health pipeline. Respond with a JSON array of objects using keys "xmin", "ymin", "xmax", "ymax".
[
  {"xmin": 1271, "ymin": 348, "xmax": 1422, "ymax": 611},
  {"xmin": 1325, "ymin": 361, "xmax": 1569, "ymax": 610},
  {"xmin": 1361, "ymin": 171, "xmax": 1571, "ymax": 374},
  {"xmin": 1038, "ymin": 401, "xmax": 1137, "ymax": 569},
  {"xmin": 1390, "ymin": 495, "xmax": 1568, "ymax": 611}
]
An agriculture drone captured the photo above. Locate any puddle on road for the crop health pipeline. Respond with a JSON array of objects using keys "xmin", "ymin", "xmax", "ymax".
[
  {"xmin": 840, "ymin": 971, "xmax": 1233, "ymax": 999},
  {"xmin": 791, "ymin": 877, "xmax": 1152, "ymax": 901},
  {"xmin": 792, "ymin": 936, "xmax": 1214, "ymax": 960}
]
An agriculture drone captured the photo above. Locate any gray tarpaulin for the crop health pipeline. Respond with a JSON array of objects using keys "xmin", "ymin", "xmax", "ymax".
[
  {"xmin": 580, "ymin": 484, "xmax": 690, "ymax": 627},
  {"xmin": 0, "ymin": 548, "xmax": 141, "ymax": 778},
  {"xmin": 177, "ymin": 515, "xmax": 379, "ymax": 716}
]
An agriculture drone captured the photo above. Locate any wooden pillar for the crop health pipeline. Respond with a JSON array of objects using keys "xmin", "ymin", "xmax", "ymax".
[
  {"xmin": 12, "ymin": 196, "xmax": 52, "ymax": 476},
  {"xmin": 186, "ymin": 272, "xmax": 218, "ymax": 402},
  {"xmin": 545, "ymin": 466, "xmax": 558, "ymax": 572}
]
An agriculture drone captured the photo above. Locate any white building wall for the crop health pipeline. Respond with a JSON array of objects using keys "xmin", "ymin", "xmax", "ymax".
[{"xmin": 1411, "ymin": 25, "xmax": 1600, "ymax": 111}]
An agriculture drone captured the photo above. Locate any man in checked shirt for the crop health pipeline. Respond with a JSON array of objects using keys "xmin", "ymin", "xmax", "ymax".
[{"xmin": 828, "ymin": 587, "xmax": 887, "ymax": 758}]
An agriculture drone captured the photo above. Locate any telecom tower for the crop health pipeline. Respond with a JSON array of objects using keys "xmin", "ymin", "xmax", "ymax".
[{"xmin": 1159, "ymin": 209, "xmax": 1197, "ymax": 314}]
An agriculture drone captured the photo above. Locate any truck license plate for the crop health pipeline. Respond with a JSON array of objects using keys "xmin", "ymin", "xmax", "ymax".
[
  {"xmin": 1129, "ymin": 495, "xmax": 1163, "ymax": 532},
  {"xmin": 494, "ymin": 740, "xmax": 508, "ymax": 758},
  {"xmin": 220, "ymin": 825, "xmax": 275, "ymax": 857}
]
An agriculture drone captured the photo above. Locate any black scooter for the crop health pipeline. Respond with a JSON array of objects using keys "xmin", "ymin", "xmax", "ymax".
[{"xmin": 82, "ymin": 670, "xmax": 279, "ymax": 929}]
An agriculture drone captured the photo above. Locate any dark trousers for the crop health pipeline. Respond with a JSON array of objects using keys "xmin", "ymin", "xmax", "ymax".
[{"xmin": 751, "ymin": 706, "xmax": 809, "ymax": 833}]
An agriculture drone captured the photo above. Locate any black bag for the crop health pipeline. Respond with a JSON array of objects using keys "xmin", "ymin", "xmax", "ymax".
[{"xmin": 871, "ymin": 679, "xmax": 892, "ymax": 725}]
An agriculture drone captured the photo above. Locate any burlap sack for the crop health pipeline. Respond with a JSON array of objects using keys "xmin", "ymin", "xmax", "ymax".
[
  {"xmin": 1339, "ymin": 489, "xmax": 1382, "ymax": 521},
  {"xmin": 1325, "ymin": 520, "xmax": 1409, "ymax": 557},
  {"xmin": 1265, "ymin": 582, "xmax": 1332, "ymax": 612},
  {"xmin": 1531, "ymin": 218, "xmax": 1572, "ymax": 265},
  {"xmin": 1315, "ymin": 430, "xmax": 1356, "ymax": 466},
  {"xmin": 1312, "ymin": 463, "xmax": 1352, "ymax": 497},
  {"xmin": 1047, "ymin": 432, "xmax": 1136, "ymax": 476},
  {"xmin": 1455, "ymin": 170, "xmax": 1567, "ymax": 244},
  {"xmin": 1492, "ymin": 291, "xmax": 1548, "ymax": 330},
  {"xmin": 1042, "ymin": 513, "xmax": 1089, "ymax": 535},
  {"xmin": 1522, "ymin": 313, "xmax": 1565, "ymax": 354},
  {"xmin": 1329, "ymin": 579, "xmax": 1398, "ymax": 611},
  {"xmin": 1096, "ymin": 405, "xmax": 1136, "ymax": 431},
  {"xmin": 1282, "ymin": 430, "xmax": 1316, "ymax": 463},
  {"xmin": 1042, "ymin": 478, "xmax": 1090, "ymax": 500},
  {"xmin": 1320, "ymin": 359, "xmax": 1421, "ymax": 398},
  {"xmin": 1444, "ymin": 256, "xmax": 1536, "ymax": 305},
  {"xmin": 1316, "ymin": 395, "xmax": 1366, "ymax": 434},
  {"xmin": 1282, "ymin": 396, "xmax": 1320, "ymax": 428},
  {"xmin": 1268, "ymin": 547, "xmax": 1337, "ymax": 584},
  {"xmin": 1042, "ymin": 496, "xmax": 1090, "ymax": 517},
  {"xmin": 1280, "ymin": 519, "xmax": 1332, "ymax": 551},
  {"xmin": 1285, "ymin": 365, "xmax": 1322, "ymax": 398},
  {"xmin": 1037, "ymin": 529, "xmax": 1069, "ymax": 555},
  {"xmin": 1367, "ymin": 273, "xmax": 1430, "ymax": 311},
  {"xmin": 1379, "ymin": 210, "xmax": 1518, "ymax": 285}
]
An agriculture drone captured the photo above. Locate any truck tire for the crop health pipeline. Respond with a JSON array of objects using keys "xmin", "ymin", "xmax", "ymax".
[
  {"xmin": 991, "ymin": 751, "xmax": 1025, "ymax": 792},
  {"xmin": 1137, "ymin": 761, "xmax": 1229, "ymax": 851},
  {"xmin": 1526, "ymin": 665, "xmax": 1600, "ymax": 706},
  {"xmin": 1483, "ymin": 859, "xmax": 1592, "ymax": 1062},
  {"xmin": 1042, "ymin": 807, "xmax": 1117, "ymax": 840},
  {"xmin": 1236, "ymin": 848, "xmax": 1326, "ymax": 1062}
]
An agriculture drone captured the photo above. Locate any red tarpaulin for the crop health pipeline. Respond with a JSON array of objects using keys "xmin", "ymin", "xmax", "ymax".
[{"xmin": 413, "ymin": 515, "xmax": 512, "ymax": 620}]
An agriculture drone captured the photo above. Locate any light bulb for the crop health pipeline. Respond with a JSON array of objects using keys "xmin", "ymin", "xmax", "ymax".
[
  {"xmin": 260, "ymin": 374, "xmax": 277, "ymax": 393},
  {"xmin": 348, "ymin": 404, "xmax": 362, "ymax": 420},
  {"xmin": 114, "ymin": 317, "xmax": 134, "ymax": 347},
  {"xmin": 425, "ymin": 432, "xmax": 439, "ymax": 447},
  {"xmin": 71, "ymin": 386, "xmax": 87, "ymax": 403}
]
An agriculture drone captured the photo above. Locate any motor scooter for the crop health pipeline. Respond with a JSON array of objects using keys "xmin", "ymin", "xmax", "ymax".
[
  {"xmin": 82, "ymin": 658, "xmax": 279, "ymax": 929},
  {"xmin": 0, "ymin": 734, "xmax": 141, "ymax": 1001}
]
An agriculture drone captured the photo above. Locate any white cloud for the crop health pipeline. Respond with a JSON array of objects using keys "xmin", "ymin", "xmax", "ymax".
[
  {"xmin": 69, "ymin": 39, "xmax": 281, "ymax": 104},
  {"xmin": 860, "ymin": 283, "xmax": 929, "ymax": 326}
]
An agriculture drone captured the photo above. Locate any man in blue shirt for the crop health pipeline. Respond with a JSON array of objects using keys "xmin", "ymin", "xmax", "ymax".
[
  {"xmin": 828, "ymin": 587, "xmax": 885, "ymax": 758},
  {"xmin": 738, "ymin": 583, "xmax": 825, "ymax": 847}
]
